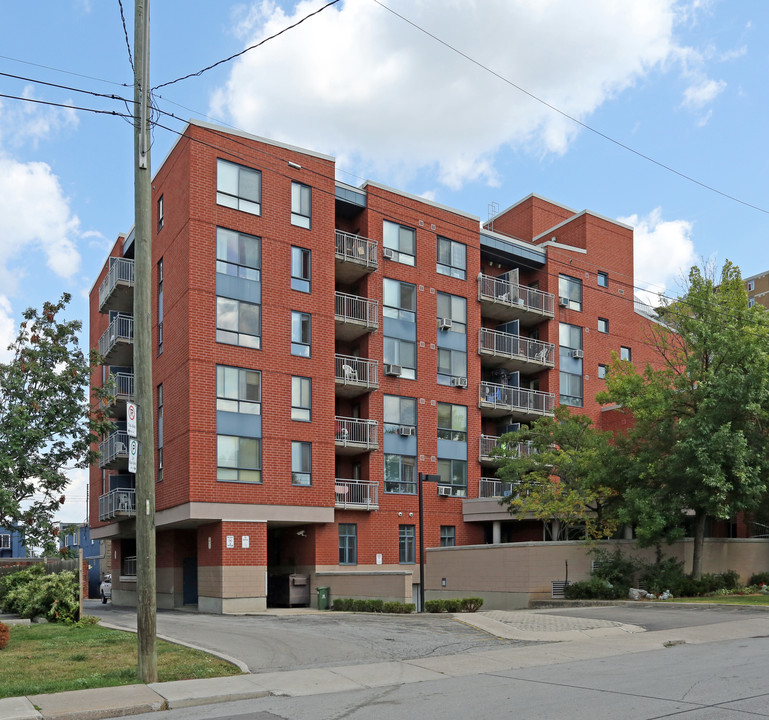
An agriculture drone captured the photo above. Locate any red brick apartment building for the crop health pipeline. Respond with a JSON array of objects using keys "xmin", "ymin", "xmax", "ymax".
[{"xmin": 89, "ymin": 120, "xmax": 658, "ymax": 612}]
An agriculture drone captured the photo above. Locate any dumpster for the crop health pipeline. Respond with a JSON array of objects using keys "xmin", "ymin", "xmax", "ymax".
[{"xmin": 317, "ymin": 586, "xmax": 330, "ymax": 610}]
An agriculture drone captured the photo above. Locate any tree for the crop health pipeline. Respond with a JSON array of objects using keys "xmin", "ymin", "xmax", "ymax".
[
  {"xmin": 597, "ymin": 262, "xmax": 769, "ymax": 578},
  {"xmin": 494, "ymin": 406, "xmax": 625, "ymax": 541},
  {"xmin": 0, "ymin": 294, "xmax": 107, "ymax": 547}
]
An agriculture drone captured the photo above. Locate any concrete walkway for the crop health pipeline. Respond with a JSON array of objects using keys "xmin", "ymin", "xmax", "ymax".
[{"xmin": 2, "ymin": 608, "xmax": 766, "ymax": 720}]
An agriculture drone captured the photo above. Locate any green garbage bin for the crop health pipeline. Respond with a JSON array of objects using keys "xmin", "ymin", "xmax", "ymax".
[{"xmin": 317, "ymin": 586, "xmax": 330, "ymax": 610}]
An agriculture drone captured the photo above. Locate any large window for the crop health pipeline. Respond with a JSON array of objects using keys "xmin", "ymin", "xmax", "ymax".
[
  {"xmin": 437, "ymin": 458, "xmax": 467, "ymax": 497},
  {"xmin": 383, "ymin": 220, "xmax": 416, "ymax": 266},
  {"xmin": 384, "ymin": 336, "xmax": 416, "ymax": 380},
  {"xmin": 437, "ymin": 402, "xmax": 467, "ymax": 442},
  {"xmin": 620, "ymin": 346, "xmax": 632, "ymax": 362},
  {"xmin": 157, "ymin": 194, "xmax": 164, "ymax": 232},
  {"xmin": 598, "ymin": 363, "xmax": 608, "ymax": 379},
  {"xmin": 217, "ymin": 366, "xmax": 261, "ymax": 414},
  {"xmin": 157, "ymin": 258, "xmax": 163, "ymax": 355},
  {"xmin": 0, "ymin": 535, "xmax": 9, "ymax": 550},
  {"xmin": 291, "ymin": 441, "xmax": 312, "ymax": 486},
  {"xmin": 217, "ymin": 435, "xmax": 261, "ymax": 483},
  {"xmin": 216, "ymin": 297, "xmax": 261, "ymax": 348},
  {"xmin": 217, "ymin": 158, "xmax": 261, "ymax": 215},
  {"xmin": 437, "ymin": 348, "xmax": 467, "ymax": 381},
  {"xmin": 157, "ymin": 383, "xmax": 163, "ymax": 483},
  {"xmin": 437, "ymin": 237, "xmax": 466, "ymax": 280},
  {"xmin": 559, "ymin": 322, "xmax": 583, "ymax": 407},
  {"xmin": 559, "ymin": 274, "xmax": 582, "ymax": 311},
  {"xmin": 598, "ymin": 317, "xmax": 609, "ymax": 334},
  {"xmin": 383, "ymin": 278, "xmax": 416, "ymax": 322},
  {"xmin": 399, "ymin": 525, "xmax": 416, "ymax": 564},
  {"xmin": 291, "ymin": 376, "xmax": 311, "ymax": 421},
  {"xmin": 436, "ymin": 292, "xmax": 466, "ymax": 334},
  {"xmin": 291, "ymin": 246, "xmax": 311, "ymax": 293},
  {"xmin": 383, "ymin": 395, "xmax": 416, "ymax": 434},
  {"xmin": 291, "ymin": 182, "xmax": 311, "ymax": 228},
  {"xmin": 385, "ymin": 454, "xmax": 416, "ymax": 494},
  {"xmin": 339, "ymin": 524, "xmax": 357, "ymax": 565},
  {"xmin": 440, "ymin": 526, "xmax": 456, "ymax": 547},
  {"xmin": 216, "ymin": 227, "xmax": 261, "ymax": 281},
  {"xmin": 291, "ymin": 311, "xmax": 311, "ymax": 357}
]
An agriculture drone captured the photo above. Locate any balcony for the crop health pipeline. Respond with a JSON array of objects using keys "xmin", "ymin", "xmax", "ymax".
[
  {"xmin": 479, "ymin": 434, "xmax": 537, "ymax": 464},
  {"xmin": 479, "ymin": 477, "xmax": 523, "ymax": 499},
  {"xmin": 478, "ymin": 382, "xmax": 555, "ymax": 421},
  {"xmin": 335, "ymin": 230, "xmax": 378, "ymax": 283},
  {"xmin": 335, "ymin": 354, "xmax": 379, "ymax": 397},
  {"xmin": 335, "ymin": 416, "xmax": 379, "ymax": 455},
  {"xmin": 335, "ymin": 292, "xmax": 378, "ymax": 341},
  {"xmin": 478, "ymin": 328, "xmax": 555, "ymax": 373},
  {"xmin": 98, "ymin": 313, "xmax": 134, "ymax": 366},
  {"xmin": 334, "ymin": 479, "xmax": 379, "ymax": 510},
  {"xmin": 101, "ymin": 372, "xmax": 134, "ymax": 419},
  {"xmin": 478, "ymin": 273, "xmax": 554, "ymax": 326},
  {"xmin": 98, "ymin": 430, "xmax": 130, "ymax": 470},
  {"xmin": 99, "ymin": 257, "xmax": 135, "ymax": 314},
  {"xmin": 98, "ymin": 487, "xmax": 136, "ymax": 521}
]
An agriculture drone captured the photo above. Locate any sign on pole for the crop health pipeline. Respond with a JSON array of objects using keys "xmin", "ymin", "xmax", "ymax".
[
  {"xmin": 127, "ymin": 402, "xmax": 138, "ymax": 437},
  {"xmin": 128, "ymin": 438, "xmax": 139, "ymax": 473}
]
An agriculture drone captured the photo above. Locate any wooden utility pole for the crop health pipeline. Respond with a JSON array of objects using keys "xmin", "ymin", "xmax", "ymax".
[{"xmin": 134, "ymin": 0, "xmax": 157, "ymax": 683}]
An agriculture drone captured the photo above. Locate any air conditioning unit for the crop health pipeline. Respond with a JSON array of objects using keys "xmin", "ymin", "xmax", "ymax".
[
  {"xmin": 383, "ymin": 363, "xmax": 402, "ymax": 376},
  {"xmin": 559, "ymin": 297, "xmax": 569, "ymax": 307},
  {"xmin": 451, "ymin": 376, "xmax": 468, "ymax": 388},
  {"xmin": 398, "ymin": 425, "xmax": 416, "ymax": 436},
  {"xmin": 437, "ymin": 485, "xmax": 452, "ymax": 496},
  {"xmin": 383, "ymin": 247, "xmax": 395, "ymax": 260},
  {"xmin": 572, "ymin": 349, "xmax": 584, "ymax": 359},
  {"xmin": 438, "ymin": 317, "xmax": 453, "ymax": 330}
]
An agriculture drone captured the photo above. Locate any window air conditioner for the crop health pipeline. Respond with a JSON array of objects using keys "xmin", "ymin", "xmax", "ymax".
[
  {"xmin": 572, "ymin": 349, "xmax": 584, "ymax": 359},
  {"xmin": 451, "ymin": 376, "xmax": 468, "ymax": 388},
  {"xmin": 559, "ymin": 297, "xmax": 569, "ymax": 307},
  {"xmin": 438, "ymin": 317, "xmax": 453, "ymax": 330},
  {"xmin": 398, "ymin": 425, "xmax": 416, "ymax": 436},
  {"xmin": 383, "ymin": 363, "xmax": 402, "ymax": 376},
  {"xmin": 437, "ymin": 485, "xmax": 452, "ymax": 496},
  {"xmin": 383, "ymin": 247, "xmax": 395, "ymax": 260}
]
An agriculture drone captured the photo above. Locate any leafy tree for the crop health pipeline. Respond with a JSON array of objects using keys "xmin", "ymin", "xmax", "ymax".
[
  {"xmin": 597, "ymin": 262, "xmax": 769, "ymax": 578},
  {"xmin": 0, "ymin": 294, "xmax": 108, "ymax": 547},
  {"xmin": 494, "ymin": 406, "xmax": 625, "ymax": 541}
]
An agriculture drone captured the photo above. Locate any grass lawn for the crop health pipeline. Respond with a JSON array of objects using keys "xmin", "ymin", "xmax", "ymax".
[
  {"xmin": 668, "ymin": 594, "xmax": 769, "ymax": 606},
  {"xmin": 0, "ymin": 622, "xmax": 241, "ymax": 699}
]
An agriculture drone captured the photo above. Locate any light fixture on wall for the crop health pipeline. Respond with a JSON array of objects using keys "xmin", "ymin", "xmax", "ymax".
[{"xmin": 297, "ymin": 530, "xmax": 306, "ymax": 537}]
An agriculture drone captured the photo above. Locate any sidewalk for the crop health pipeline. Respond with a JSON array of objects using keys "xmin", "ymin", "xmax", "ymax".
[{"xmin": 3, "ymin": 609, "xmax": 767, "ymax": 720}]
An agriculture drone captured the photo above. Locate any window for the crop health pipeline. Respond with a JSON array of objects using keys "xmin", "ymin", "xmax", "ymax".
[
  {"xmin": 598, "ymin": 317, "xmax": 609, "ymax": 333},
  {"xmin": 157, "ymin": 195, "xmax": 164, "ymax": 232},
  {"xmin": 0, "ymin": 535, "xmax": 10, "ymax": 550},
  {"xmin": 436, "ymin": 292, "xmax": 467, "ymax": 334},
  {"xmin": 157, "ymin": 383, "xmax": 163, "ymax": 483},
  {"xmin": 437, "ymin": 348, "xmax": 467, "ymax": 382},
  {"xmin": 620, "ymin": 346, "xmax": 631, "ymax": 362},
  {"xmin": 291, "ymin": 311, "xmax": 311, "ymax": 357},
  {"xmin": 383, "ymin": 278, "xmax": 416, "ymax": 322},
  {"xmin": 339, "ymin": 524, "xmax": 357, "ymax": 565},
  {"xmin": 217, "ymin": 435, "xmax": 261, "ymax": 483},
  {"xmin": 748, "ymin": 280, "xmax": 755, "ymax": 291},
  {"xmin": 597, "ymin": 271, "xmax": 608, "ymax": 288},
  {"xmin": 437, "ymin": 458, "xmax": 467, "ymax": 497},
  {"xmin": 440, "ymin": 526, "xmax": 456, "ymax": 547},
  {"xmin": 216, "ymin": 297, "xmax": 261, "ymax": 348},
  {"xmin": 383, "ymin": 395, "xmax": 416, "ymax": 434},
  {"xmin": 217, "ymin": 366, "xmax": 261, "ymax": 414},
  {"xmin": 383, "ymin": 336, "xmax": 416, "ymax": 380},
  {"xmin": 217, "ymin": 158, "xmax": 261, "ymax": 215},
  {"xmin": 598, "ymin": 364, "xmax": 608, "ymax": 379},
  {"xmin": 399, "ymin": 525, "xmax": 416, "ymax": 563},
  {"xmin": 558, "ymin": 274, "xmax": 582, "ymax": 311},
  {"xmin": 437, "ymin": 237, "xmax": 466, "ymax": 279},
  {"xmin": 385, "ymin": 454, "xmax": 416, "ymax": 494},
  {"xmin": 291, "ymin": 182, "xmax": 311, "ymax": 228},
  {"xmin": 437, "ymin": 402, "xmax": 467, "ymax": 442},
  {"xmin": 291, "ymin": 376, "xmax": 311, "ymax": 421},
  {"xmin": 559, "ymin": 322, "xmax": 583, "ymax": 407},
  {"xmin": 157, "ymin": 258, "xmax": 163, "ymax": 355},
  {"xmin": 383, "ymin": 220, "xmax": 416, "ymax": 266},
  {"xmin": 748, "ymin": 298, "xmax": 756, "ymax": 308},
  {"xmin": 216, "ymin": 227, "xmax": 261, "ymax": 281},
  {"xmin": 291, "ymin": 441, "xmax": 312, "ymax": 486},
  {"xmin": 291, "ymin": 246, "xmax": 311, "ymax": 292}
]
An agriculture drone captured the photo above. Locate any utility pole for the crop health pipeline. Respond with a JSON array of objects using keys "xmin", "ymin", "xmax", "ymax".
[{"xmin": 134, "ymin": 0, "xmax": 157, "ymax": 683}]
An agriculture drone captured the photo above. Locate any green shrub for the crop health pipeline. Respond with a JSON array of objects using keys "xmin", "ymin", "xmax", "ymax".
[
  {"xmin": 639, "ymin": 557, "xmax": 687, "ymax": 595},
  {"xmin": 424, "ymin": 600, "xmax": 446, "ymax": 613},
  {"xmin": 368, "ymin": 599, "xmax": 384, "ymax": 612},
  {"xmin": 0, "ymin": 564, "xmax": 46, "ymax": 612},
  {"xmin": 461, "ymin": 597, "xmax": 484, "ymax": 613},
  {"xmin": 332, "ymin": 598, "xmax": 352, "ymax": 611},
  {"xmin": 564, "ymin": 577, "xmax": 626, "ymax": 600},
  {"xmin": 382, "ymin": 601, "xmax": 414, "ymax": 614},
  {"xmin": 1, "ymin": 569, "xmax": 79, "ymax": 623},
  {"xmin": 591, "ymin": 548, "xmax": 638, "ymax": 587},
  {"xmin": 351, "ymin": 599, "xmax": 368, "ymax": 612},
  {"xmin": 749, "ymin": 572, "xmax": 769, "ymax": 586}
]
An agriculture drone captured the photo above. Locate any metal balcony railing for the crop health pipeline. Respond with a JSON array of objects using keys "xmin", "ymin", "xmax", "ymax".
[
  {"xmin": 98, "ymin": 487, "xmax": 136, "ymax": 521},
  {"xmin": 334, "ymin": 292, "xmax": 379, "ymax": 328},
  {"xmin": 478, "ymin": 328, "xmax": 555, "ymax": 366},
  {"xmin": 98, "ymin": 431, "xmax": 130, "ymax": 469},
  {"xmin": 335, "ymin": 416, "xmax": 379, "ymax": 449},
  {"xmin": 98, "ymin": 313, "xmax": 134, "ymax": 359},
  {"xmin": 112, "ymin": 372, "xmax": 134, "ymax": 400},
  {"xmin": 334, "ymin": 479, "xmax": 379, "ymax": 510},
  {"xmin": 477, "ymin": 273, "xmax": 555, "ymax": 317},
  {"xmin": 98, "ymin": 257, "xmax": 135, "ymax": 311},
  {"xmin": 335, "ymin": 230, "xmax": 378, "ymax": 269},
  {"xmin": 479, "ymin": 434, "xmax": 538, "ymax": 463},
  {"xmin": 335, "ymin": 354, "xmax": 379, "ymax": 390},
  {"xmin": 479, "ymin": 382, "xmax": 555, "ymax": 416}
]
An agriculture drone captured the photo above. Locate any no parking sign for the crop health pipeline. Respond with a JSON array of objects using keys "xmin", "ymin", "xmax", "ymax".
[{"xmin": 127, "ymin": 402, "xmax": 138, "ymax": 437}]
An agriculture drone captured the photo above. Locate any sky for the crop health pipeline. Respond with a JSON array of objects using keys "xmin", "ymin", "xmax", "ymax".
[{"xmin": 1, "ymin": 0, "xmax": 767, "ymax": 524}]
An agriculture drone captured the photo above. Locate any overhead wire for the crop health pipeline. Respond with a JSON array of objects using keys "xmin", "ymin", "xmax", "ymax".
[{"xmin": 117, "ymin": 0, "xmax": 134, "ymax": 71}]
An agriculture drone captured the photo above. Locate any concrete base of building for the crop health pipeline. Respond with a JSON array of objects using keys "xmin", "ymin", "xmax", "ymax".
[{"xmin": 199, "ymin": 595, "xmax": 267, "ymax": 614}]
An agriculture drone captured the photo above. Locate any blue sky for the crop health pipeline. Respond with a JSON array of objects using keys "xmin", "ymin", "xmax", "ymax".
[{"xmin": 1, "ymin": 0, "xmax": 767, "ymax": 522}]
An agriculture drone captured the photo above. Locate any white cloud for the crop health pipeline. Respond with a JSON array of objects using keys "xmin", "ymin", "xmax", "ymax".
[
  {"xmin": 619, "ymin": 207, "xmax": 697, "ymax": 305},
  {"xmin": 212, "ymin": 0, "xmax": 680, "ymax": 189},
  {"xmin": 0, "ymin": 87, "xmax": 78, "ymax": 149},
  {"xmin": 682, "ymin": 78, "xmax": 726, "ymax": 108}
]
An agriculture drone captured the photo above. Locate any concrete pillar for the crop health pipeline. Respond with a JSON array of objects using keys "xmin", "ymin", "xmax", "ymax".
[{"xmin": 492, "ymin": 521, "xmax": 501, "ymax": 545}]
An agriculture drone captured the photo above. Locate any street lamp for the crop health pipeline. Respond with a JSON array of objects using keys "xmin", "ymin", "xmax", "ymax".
[{"xmin": 417, "ymin": 472, "xmax": 441, "ymax": 612}]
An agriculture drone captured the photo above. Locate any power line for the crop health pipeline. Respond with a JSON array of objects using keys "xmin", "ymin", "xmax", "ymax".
[
  {"xmin": 0, "ymin": 53, "xmax": 129, "ymax": 88},
  {"xmin": 152, "ymin": 0, "xmax": 342, "ymax": 91},
  {"xmin": 0, "ymin": 93, "xmax": 132, "ymax": 119},
  {"xmin": 0, "ymin": 71, "xmax": 134, "ymax": 105},
  {"xmin": 117, "ymin": 0, "xmax": 134, "ymax": 71},
  {"xmin": 370, "ymin": 0, "xmax": 769, "ymax": 217}
]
